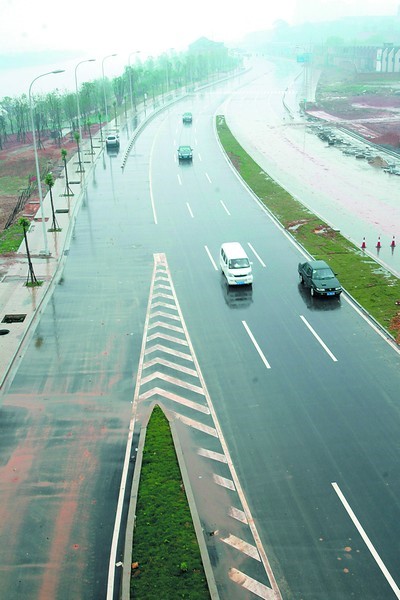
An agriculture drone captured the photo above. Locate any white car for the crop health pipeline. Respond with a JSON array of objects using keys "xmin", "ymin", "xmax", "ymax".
[{"xmin": 105, "ymin": 134, "xmax": 120, "ymax": 148}]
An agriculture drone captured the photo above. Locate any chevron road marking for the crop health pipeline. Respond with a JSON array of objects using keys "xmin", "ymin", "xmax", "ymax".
[
  {"xmin": 229, "ymin": 507, "xmax": 248, "ymax": 524},
  {"xmin": 152, "ymin": 292, "xmax": 174, "ymax": 300},
  {"xmin": 174, "ymin": 413, "xmax": 218, "ymax": 437},
  {"xmin": 229, "ymin": 568, "xmax": 275, "ymax": 600},
  {"xmin": 213, "ymin": 474, "xmax": 236, "ymax": 491},
  {"xmin": 148, "ymin": 321, "xmax": 185, "ymax": 333},
  {"xmin": 126, "ymin": 252, "xmax": 282, "ymax": 600},
  {"xmin": 150, "ymin": 301, "xmax": 178, "ymax": 310},
  {"xmin": 140, "ymin": 371, "xmax": 205, "ymax": 395},
  {"xmin": 143, "ymin": 357, "xmax": 198, "ymax": 377},
  {"xmin": 139, "ymin": 387, "xmax": 210, "ymax": 414},
  {"xmin": 197, "ymin": 448, "xmax": 227, "ymax": 463},
  {"xmin": 221, "ymin": 534, "xmax": 261, "ymax": 561},
  {"xmin": 146, "ymin": 332, "xmax": 188, "ymax": 346},
  {"xmin": 150, "ymin": 310, "xmax": 181, "ymax": 321},
  {"xmin": 144, "ymin": 344, "xmax": 193, "ymax": 361}
]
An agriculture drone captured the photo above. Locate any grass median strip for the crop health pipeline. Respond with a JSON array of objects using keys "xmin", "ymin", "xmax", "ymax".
[
  {"xmin": 216, "ymin": 115, "xmax": 400, "ymax": 343},
  {"xmin": 130, "ymin": 405, "xmax": 211, "ymax": 600}
]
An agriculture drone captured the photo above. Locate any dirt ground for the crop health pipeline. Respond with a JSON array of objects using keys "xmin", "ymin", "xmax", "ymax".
[{"xmin": 0, "ymin": 125, "xmax": 101, "ymax": 231}]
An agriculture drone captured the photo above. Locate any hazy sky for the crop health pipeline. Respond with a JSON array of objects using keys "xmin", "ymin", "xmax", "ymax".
[{"xmin": 0, "ymin": 0, "xmax": 399, "ymax": 96}]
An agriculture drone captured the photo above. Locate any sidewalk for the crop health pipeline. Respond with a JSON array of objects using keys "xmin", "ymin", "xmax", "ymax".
[
  {"xmin": 0, "ymin": 128, "xmax": 107, "ymax": 389},
  {"xmin": 0, "ymin": 72, "xmax": 239, "ymax": 390}
]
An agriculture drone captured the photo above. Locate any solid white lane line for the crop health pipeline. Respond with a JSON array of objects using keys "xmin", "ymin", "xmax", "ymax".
[
  {"xmin": 177, "ymin": 173, "xmax": 182, "ymax": 185},
  {"xmin": 242, "ymin": 321, "xmax": 271, "ymax": 369},
  {"xmin": 205, "ymin": 172, "xmax": 212, "ymax": 183},
  {"xmin": 205, "ymin": 245, "xmax": 218, "ymax": 270},
  {"xmin": 247, "ymin": 242, "xmax": 266, "ymax": 267},
  {"xmin": 332, "ymin": 482, "xmax": 400, "ymax": 599},
  {"xmin": 300, "ymin": 315, "xmax": 338, "ymax": 362},
  {"xmin": 186, "ymin": 202, "xmax": 194, "ymax": 218},
  {"xmin": 220, "ymin": 200, "xmax": 231, "ymax": 215}
]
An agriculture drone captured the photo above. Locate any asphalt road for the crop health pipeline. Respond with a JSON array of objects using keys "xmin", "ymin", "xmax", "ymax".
[{"xmin": 0, "ymin": 63, "xmax": 399, "ymax": 600}]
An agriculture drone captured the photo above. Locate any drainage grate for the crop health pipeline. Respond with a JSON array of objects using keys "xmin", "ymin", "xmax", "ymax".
[{"xmin": 2, "ymin": 314, "xmax": 27, "ymax": 323}]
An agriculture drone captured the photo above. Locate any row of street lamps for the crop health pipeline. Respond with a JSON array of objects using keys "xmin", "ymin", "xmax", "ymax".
[{"xmin": 28, "ymin": 52, "xmax": 140, "ymax": 255}]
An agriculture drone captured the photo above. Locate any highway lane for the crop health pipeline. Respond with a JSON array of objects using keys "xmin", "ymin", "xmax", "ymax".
[
  {"xmin": 0, "ymin": 66, "xmax": 399, "ymax": 600},
  {"xmin": 142, "ymin": 94, "xmax": 400, "ymax": 598}
]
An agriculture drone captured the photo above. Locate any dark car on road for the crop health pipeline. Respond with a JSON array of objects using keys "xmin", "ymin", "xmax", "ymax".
[
  {"xmin": 182, "ymin": 112, "xmax": 193, "ymax": 124},
  {"xmin": 298, "ymin": 259, "xmax": 342, "ymax": 297},
  {"xmin": 178, "ymin": 145, "xmax": 193, "ymax": 162}
]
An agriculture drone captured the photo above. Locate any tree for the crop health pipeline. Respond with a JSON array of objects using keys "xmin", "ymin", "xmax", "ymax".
[
  {"xmin": 19, "ymin": 217, "xmax": 40, "ymax": 286},
  {"xmin": 74, "ymin": 131, "xmax": 84, "ymax": 173},
  {"xmin": 44, "ymin": 172, "xmax": 60, "ymax": 231},
  {"xmin": 61, "ymin": 148, "xmax": 74, "ymax": 196}
]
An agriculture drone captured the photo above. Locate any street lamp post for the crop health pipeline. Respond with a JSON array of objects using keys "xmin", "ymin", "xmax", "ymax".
[
  {"xmin": 128, "ymin": 51, "xmax": 140, "ymax": 115},
  {"xmin": 29, "ymin": 69, "xmax": 65, "ymax": 256},
  {"xmin": 74, "ymin": 58, "xmax": 96, "ymax": 150},
  {"xmin": 102, "ymin": 54, "xmax": 117, "ymax": 132}
]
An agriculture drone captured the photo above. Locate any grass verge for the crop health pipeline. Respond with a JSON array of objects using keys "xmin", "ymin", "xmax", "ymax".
[
  {"xmin": 130, "ymin": 405, "xmax": 211, "ymax": 600},
  {"xmin": 0, "ymin": 222, "xmax": 23, "ymax": 253},
  {"xmin": 216, "ymin": 115, "xmax": 400, "ymax": 343}
]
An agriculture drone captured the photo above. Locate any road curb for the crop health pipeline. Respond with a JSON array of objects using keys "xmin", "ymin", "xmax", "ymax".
[{"xmin": 120, "ymin": 406, "xmax": 219, "ymax": 600}]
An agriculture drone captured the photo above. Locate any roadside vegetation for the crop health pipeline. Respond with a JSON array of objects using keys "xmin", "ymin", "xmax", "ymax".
[
  {"xmin": 130, "ymin": 405, "xmax": 210, "ymax": 600},
  {"xmin": 216, "ymin": 115, "xmax": 400, "ymax": 343},
  {"xmin": 0, "ymin": 222, "xmax": 22, "ymax": 253}
]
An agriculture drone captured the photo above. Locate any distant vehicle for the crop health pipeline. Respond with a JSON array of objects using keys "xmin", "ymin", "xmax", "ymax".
[
  {"xmin": 177, "ymin": 145, "xmax": 193, "ymax": 161},
  {"xmin": 182, "ymin": 112, "xmax": 192, "ymax": 124},
  {"xmin": 105, "ymin": 134, "xmax": 120, "ymax": 148},
  {"xmin": 220, "ymin": 242, "xmax": 253, "ymax": 286},
  {"xmin": 298, "ymin": 259, "xmax": 342, "ymax": 297}
]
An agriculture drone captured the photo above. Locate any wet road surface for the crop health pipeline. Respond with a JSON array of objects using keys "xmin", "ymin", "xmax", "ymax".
[{"xmin": 0, "ymin": 64, "xmax": 399, "ymax": 599}]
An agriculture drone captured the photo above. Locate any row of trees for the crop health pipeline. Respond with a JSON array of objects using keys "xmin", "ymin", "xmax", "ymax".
[{"xmin": 0, "ymin": 39, "xmax": 242, "ymax": 149}]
